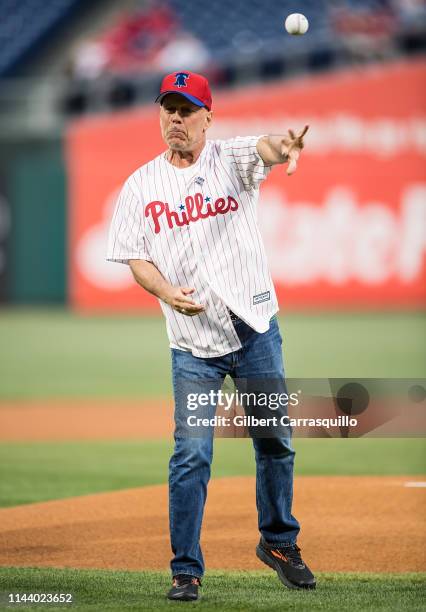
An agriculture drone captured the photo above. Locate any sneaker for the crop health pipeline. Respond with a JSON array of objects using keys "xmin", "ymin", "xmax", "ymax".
[
  {"xmin": 256, "ymin": 538, "xmax": 316, "ymax": 589},
  {"xmin": 167, "ymin": 574, "xmax": 202, "ymax": 601}
]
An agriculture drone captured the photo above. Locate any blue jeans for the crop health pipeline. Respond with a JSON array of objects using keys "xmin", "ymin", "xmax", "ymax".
[{"xmin": 169, "ymin": 316, "xmax": 300, "ymax": 578}]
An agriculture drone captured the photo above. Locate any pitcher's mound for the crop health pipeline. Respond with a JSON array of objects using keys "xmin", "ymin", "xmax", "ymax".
[{"xmin": 0, "ymin": 476, "xmax": 425, "ymax": 573}]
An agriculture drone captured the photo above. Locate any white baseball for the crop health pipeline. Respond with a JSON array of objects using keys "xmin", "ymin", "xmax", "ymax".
[{"xmin": 285, "ymin": 13, "xmax": 309, "ymax": 36}]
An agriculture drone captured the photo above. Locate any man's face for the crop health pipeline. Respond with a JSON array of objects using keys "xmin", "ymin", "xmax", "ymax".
[{"xmin": 159, "ymin": 93, "xmax": 212, "ymax": 151}]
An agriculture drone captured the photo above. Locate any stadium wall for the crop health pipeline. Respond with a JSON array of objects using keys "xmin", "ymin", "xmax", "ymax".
[{"xmin": 0, "ymin": 138, "xmax": 66, "ymax": 303}]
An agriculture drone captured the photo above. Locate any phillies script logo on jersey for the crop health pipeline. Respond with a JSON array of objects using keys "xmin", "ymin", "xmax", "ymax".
[{"xmin": 145, "ymin": 192, "xmax": 240, "ymax": 234}]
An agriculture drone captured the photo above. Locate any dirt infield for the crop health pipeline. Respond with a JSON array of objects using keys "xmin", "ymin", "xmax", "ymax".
[
  {"xmin": 0, "ymin": 476, "xmax": 425, "ymax": 573},
  {"xmin": 2, "ymin": 397, "xmax": 424, "ymax": 441},
  {"xmin": 0, "ymin": 400, "xmax": 174, "ymax": 441}
]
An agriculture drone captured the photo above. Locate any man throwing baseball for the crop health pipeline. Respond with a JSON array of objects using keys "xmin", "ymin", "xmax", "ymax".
[{"xmin": 107, "ymin": 71, "xmax": 315, "ymax": 601}]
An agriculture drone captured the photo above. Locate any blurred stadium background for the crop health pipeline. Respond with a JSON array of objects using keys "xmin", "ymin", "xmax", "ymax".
[{"xmin": 0, "ymin": 1, "xmax": 425, "ymax": 607}]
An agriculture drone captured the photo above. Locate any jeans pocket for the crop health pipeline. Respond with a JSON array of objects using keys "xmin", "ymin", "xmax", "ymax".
[{"xmin": 271, "ymin": 316, "xmax": 283, "ymax": 345}]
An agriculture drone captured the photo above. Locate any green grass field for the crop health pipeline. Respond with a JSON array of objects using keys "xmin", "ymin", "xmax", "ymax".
[
  {"xmin": 0, "ymin": 309, "xmax": 425, "ymax": 610},
  {"xmin": 0, "ymin": 569, "xmax": 425, "ymax": 611},
  {"xmin": 0, "ymin": 310, "xmax": 425, "ymax": 398},
  {"xmin": 0, "ymin": 438, "xmax": 424, "ymax": 507}
]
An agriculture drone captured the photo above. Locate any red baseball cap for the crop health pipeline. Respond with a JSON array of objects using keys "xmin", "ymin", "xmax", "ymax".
[{"xmin": 155, "ymin": 71, "xmax": 212, "ymax": 110}]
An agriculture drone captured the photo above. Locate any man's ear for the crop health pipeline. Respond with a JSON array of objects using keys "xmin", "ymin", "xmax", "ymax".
[{"xmin": 204, "ymin": 110, "xmax": 213, "ymax": 132}]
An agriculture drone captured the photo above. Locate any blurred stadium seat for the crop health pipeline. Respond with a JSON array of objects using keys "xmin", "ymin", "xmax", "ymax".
[
  {"xmin": 0, "ymin": 0, "xmax": 84, "ymax": 77},
  {"xmin": 167, "ymin": 0, "xmax": 330, "ymax": 58},
  {"xmin": 0, "ymin": 0, "xmax": 424, "ymax": 125},
  {"xmin": 58, "ymin": 0, "xmax": 426, "ymax": 116}
]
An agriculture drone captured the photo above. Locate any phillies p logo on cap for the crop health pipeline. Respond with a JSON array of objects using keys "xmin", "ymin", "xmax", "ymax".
[{"xmin": 155, "ymin": 71, "xmax": 212, "ymax": 110}]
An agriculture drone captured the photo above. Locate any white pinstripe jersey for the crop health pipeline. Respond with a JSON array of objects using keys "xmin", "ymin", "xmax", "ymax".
[{"xmin": 107, "ymin": 136, "xmax": 279, "ymax": 358}]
